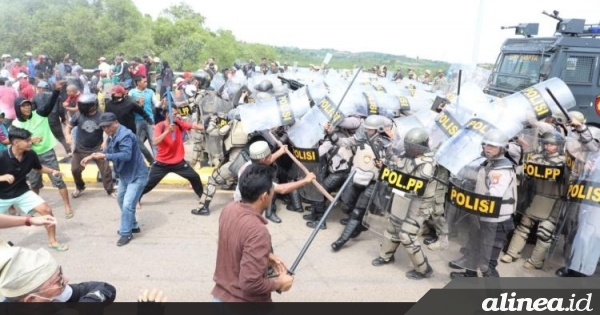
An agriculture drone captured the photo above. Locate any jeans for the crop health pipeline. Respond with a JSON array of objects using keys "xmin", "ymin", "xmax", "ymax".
[
  {"xmin": 135, "ymin": 120, "xmax": 156, "ymax": 164},
  {"xmin": 117, "ymin": 174, "xmax": 148, "ymax": 236}
]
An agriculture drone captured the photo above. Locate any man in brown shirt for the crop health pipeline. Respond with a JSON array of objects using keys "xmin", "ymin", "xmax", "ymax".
[{"xmin": 212, "ymin": 163, "xmax": 294, "ymax": 302}]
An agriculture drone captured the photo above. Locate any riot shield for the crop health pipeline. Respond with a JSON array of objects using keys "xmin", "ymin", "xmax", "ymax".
[
  {"xmin": 288, "ymin": 86, "xmax": 311, "ymax": 119},
  {"xmin": 434, "ymin": 115, "xmax": 523, "ymax": 176},
  {"xmin": 238, "ymin": 93, "xmax": 296, "ymax": 134},
  {"xmin": 288, "ymin": 142, "xmax": 324, "ymax": 202},
  {"xmin": 210, "ymin": 72, "xmax": 226, "ymax": 91},
  {"xmin": 170, "ymin": 88, "xmax": 193, "ymax": 117},
  {"xmin": 286, "ymin": 96, "xmax": 346, "ymax": 148},
  {"xmin": 557, "ymin": 152, "xmax": 600, "ymax": 276},
  {"xmin": 440, "ymin": 165, "xmax": 506, "ymax": 271},
  {"xmin": 363, "ymin": 162, "xmax": 430, "ymax": 239},
  {"xmin": 390, "ymin": 115, "xmax": 427, "ymax": 155},
  {"xmin": 518, "ymin": 135, "xmax": 566, "ymax": 221}
]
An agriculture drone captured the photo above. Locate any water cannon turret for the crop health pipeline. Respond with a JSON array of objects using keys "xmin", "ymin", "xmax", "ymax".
[{"xmin": 501, "ymin": 23, "xmax": 539, "ymax": 37}]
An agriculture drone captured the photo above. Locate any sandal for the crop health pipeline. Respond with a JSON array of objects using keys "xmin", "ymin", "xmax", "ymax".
[
  {"xmin": 65, "ymin": 211, "xmax": 74, "ymax": 219},
  {"xmin": 71, "ymin": 188, "xmax": 85, "ymax": 198},
  {"xmin": 48, "ymin": 243, "xmax": 69, "ymax": 252}
]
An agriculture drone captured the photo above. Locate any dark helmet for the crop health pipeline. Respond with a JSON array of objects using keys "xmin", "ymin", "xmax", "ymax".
[
  {"xmin": 404, "ymin": 127, "xmax": 430, "ymax": 157},
  {"xmin": 233, "ymin": 60, "xmax": 242, "ymax": 70},
  {"xmin": 193, "ymin": 70, "xmax": 212, "ymax": 89},
  {"xmin": 78, "ymin": 93, "xmax": 98, "ymax": 115},
  {"xmin": 539, "ymin": 130, "xmax": 565, "ymax": 153},
  {"xmin": 255, "ymin": 80, "xmax": 273, "ymax": 93}
]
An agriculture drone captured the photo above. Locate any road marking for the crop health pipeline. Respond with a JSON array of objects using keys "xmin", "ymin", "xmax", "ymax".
[{"xmin": 42, "ymin": 186, "xmax": 235, "ymax": 194}]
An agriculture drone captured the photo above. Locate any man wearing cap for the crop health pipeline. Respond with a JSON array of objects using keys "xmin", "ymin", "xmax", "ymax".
[
  {"xmin": 0, "ymin": 243, "xmax": 117, "ymax": 303},
  {"xmin": 0, "ymin": 127, "xmax": 68, "ymax": 251},
  {"xmin": 98, "ymin": 56, "xmax": 111, "ymax": 78},
  {"xmin": 432, "ymin": 69, "xmax": 447, "ymax": 92},
  {"xmin": 16, "ymin": 73, "xmax": 34, "ymax": 101},
  {"xmin": 227, "ymin": 141, "xmax": 316, "ymax": 223},
  {"xmin": 12, "ymin": 81, "xmax": 75, "ymax": 220},
  {"xmin": 81, "ymin": 112, "xmax": 149, "ymax": 246},
  {"xmin": 2, "ymin": 54, "xmax": 14, "ymax": 74}
]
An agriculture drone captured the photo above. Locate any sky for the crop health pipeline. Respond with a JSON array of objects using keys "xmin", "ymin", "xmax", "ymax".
[{"xmin": 131, "ymin": 0, "xmax": 600, "ymax": 65}]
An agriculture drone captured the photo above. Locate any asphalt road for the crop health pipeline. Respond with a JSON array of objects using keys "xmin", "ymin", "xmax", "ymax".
[{"xmin": 2, "ymin": 182, "xmax": 561, "ymax": 302}]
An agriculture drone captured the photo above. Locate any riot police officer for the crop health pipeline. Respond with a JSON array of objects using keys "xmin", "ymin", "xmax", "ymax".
[
  {"xmin": 304, "ymin": 117, "xmax": 359, "ymax": 230},
  {"xmin": 371, "ymin": 127, "xmax": 438, "ymax": 280},
  {"xmin": 501, "ymin": 131, "xmax": 566, "ymax": 269},
  {"xmin": 324, "ymin": 115, "xmax": 394, "ymax": 251},
  {"xmin": 449, "ymin": 129, "xmax": 518, "ymax": 278},
  {"xmin": 192, "ymin": 108, "xmax": 249, "ymax": 216}
]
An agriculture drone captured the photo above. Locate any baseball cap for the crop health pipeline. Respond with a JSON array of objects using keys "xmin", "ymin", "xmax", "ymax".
[{"xmin": 98, "ymin": 112, "xmax": 118, "ymax": 127}]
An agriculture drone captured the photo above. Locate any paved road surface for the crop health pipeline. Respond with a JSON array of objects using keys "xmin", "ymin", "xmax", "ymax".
[{"xmin": 2, "ymin": 182, "xmax": 559, "ymax": 302}]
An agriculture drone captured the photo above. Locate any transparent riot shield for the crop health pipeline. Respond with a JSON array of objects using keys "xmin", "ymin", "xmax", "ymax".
[
  {"xmin": 286, "ymin": 96, "xmax": 347, "ymax": 148},
  {"xmin": 556, "ymin": 152, "xmax": 600, "ymax": 276},
  {"xmin": 239, "ymin": 93, "xmax": 296, "ymax": 134},
  {"xmin": 210, "ymin": 72, "xmax": 226, "ymax": 91},
  {"xmin": 440, "ymin": 169, "xmax": 506, "ymax": 272},
  {"xmin": 518, "ymin": 134, "xmax": 566, "ymax": 221},
  {"xmin": 288, "ymin": 142, "xmax": 324, "ymax": 203},
  {"xmin": 288, "ymin": 86, "xmax": 311, "ymax": 119},
  {"xmin": 390, "ymin": 115, "xmax": 427, "ymax": 155},
  {"xmin": 170, "ymin": 88, "xmax": 192, "ymax": 117}
]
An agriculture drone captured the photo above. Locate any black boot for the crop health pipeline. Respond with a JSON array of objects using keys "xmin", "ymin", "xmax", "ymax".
[
  {"xmin": 265, "ymin": 202, "xmax": 281, "ymax": 223},
  {"xmin": 423, "ymin": 236, "xmax": 438, "ymax": 245},
  {"xmin": 450, "ymin": 269, "xmax": 478, "ymax": 279},
  {"xmin": 340, "ymin": 217, "xmax": 349, "ymax": 225},
  {"xmin": 331, "ymin": 219, "xmax": 359, "ymax": 251},
  {"xmin": 191, "ymin": 201, "xmax": 210, "ymax": 216},
  {"xmin": 406, "ymin": 263, "xmax": 433, "ymax": 280},
  {"xmin": 286, "ymin": 190, "xmax": 304, "ymax": 212},
  {"xmin": 306, "ymin": 218, "xmax": 326, "ymax": 230}
]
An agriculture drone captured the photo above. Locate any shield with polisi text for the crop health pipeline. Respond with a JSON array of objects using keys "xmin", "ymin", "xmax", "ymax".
[{"xmin": 238, "ymin": 93, "xmax": 296, "ymax": 134}]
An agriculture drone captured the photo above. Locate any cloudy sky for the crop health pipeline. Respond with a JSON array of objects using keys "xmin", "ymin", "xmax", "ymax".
[{"xmin": 132, "ymin": 0, "xmax": 600, "ymax": 64}]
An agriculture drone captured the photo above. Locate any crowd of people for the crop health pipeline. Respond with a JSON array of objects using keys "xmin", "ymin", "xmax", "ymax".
[{"xmin": 0, "ymin": 49, "xmax": 595, "ymax": 306}]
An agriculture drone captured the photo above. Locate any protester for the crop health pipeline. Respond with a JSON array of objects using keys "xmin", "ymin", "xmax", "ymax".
[
  {"xmin": 212, "ymin": 163, "xmax": 294, "ymax": 302},
  {"xmin": 80, "ymin": 112, "xmax": 148, "ymax": 247},
  {"xmin": 0, "ymin": 127, "xmax": 68, "ymax": 251}
]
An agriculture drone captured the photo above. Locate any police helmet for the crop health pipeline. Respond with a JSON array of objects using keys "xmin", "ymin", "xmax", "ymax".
[
  {"xmin": 539, "ymin": 130, "xmax": 565, "ymax": 145},
  {"xmin": 404, "ymin": 127, "xmax": 429, "ymax": 147},
  {"xmin": 193, "ymin": 70, "xmax": 212, "ymax": 89},
  {"xmin": 363, "ymin": 115, "xmax": 386, "ymax": 133},
  {"xmin": 184, "ymin": 85, "xmax": 197, "ymax": 98},
  {"xmin": 404, "ymin": 127, "xmax": 430, "ymax": 157},
  {"xmin": 77, "ymin": 93, "xmax": 98, "ymax": 115},
  {"xmin": 255, "ymin": 80, "xmax": 274, "ymax": 93},
  {"xmin": 568, "ymin": 111, "xmax": 586, "ymax": 123},
  {"xmin": 481, "ymin": 129, "xmax": 509, "ymax": 148}
]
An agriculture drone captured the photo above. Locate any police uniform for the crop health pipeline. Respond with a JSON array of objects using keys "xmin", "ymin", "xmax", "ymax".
[
  {"xmin": 304, "ymin": 136, "xmax": 353, "ymax": 229},
  {"xmin": 192, "ymin": 117, "xmax": 248, "ymax": 216},
  {"xmin": 502, "ymin": 148, "xmax": 565, "ymax": 269},
  {"xmin": 328, "ymin": 119, "xmax": 393, "ymax": 252},
  {"xmin": 451, "ymin": 149, "xmax": 518, "ymax": 278},
  {"xmin": 373, "ymin": 150, "xmax": 438, "ymax": 279}
]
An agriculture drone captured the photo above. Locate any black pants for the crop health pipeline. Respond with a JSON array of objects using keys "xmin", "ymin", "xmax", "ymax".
[
  {"xmin": 141, "ymin": 160, "xmax": 203, "ymax": 199},
  {"xmin": 465, "ymin": 218, "xmax": 514, "ymax": 277}
]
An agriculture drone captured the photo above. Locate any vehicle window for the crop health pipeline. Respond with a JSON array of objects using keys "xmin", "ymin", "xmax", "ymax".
[{"xmin": 562, "ymin": 55, "xmax": 595, "ymax": 84}]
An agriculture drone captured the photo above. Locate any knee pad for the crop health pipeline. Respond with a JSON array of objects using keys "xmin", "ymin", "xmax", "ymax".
[
  {"xmin": 516, "ymin": 216, "xmax": 534, "ymax": 235},
  {"xmin": 400, "ymin": 217, "xmax": 420, "ymax": 236},
  {"xmin": 537, "ymin": 220, "xmax": 556, "ymax": 243},
  {"xmin": 211, "ymin": 167, "xmax": 228, "ymax": 185},
  {"xmin": 398, "ymin": 232, "xmax": 420, "ymax": 254},
  {"xmin": 349, "ymin": 208, "xmax": 365, "ymax": 220}
]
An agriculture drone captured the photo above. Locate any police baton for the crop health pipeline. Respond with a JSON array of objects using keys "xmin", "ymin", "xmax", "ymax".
[
  {"xmin": 276, "ymin": 169, "xmax": 356, "ymax": 294},
  {"xmin": 545, "ymin": 87, "xmax": 572, "ymax": 124},
  {"xmin": 268, "ymin": 132, "xmax": 334, "ymax": 202},
  {"xmin": 165, "ymin": 87, "xmax": 176, "ymax": 140}
]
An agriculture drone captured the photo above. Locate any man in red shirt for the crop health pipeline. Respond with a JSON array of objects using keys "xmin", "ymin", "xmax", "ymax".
[{"xmin": 139, "ymin": 106, "xmax": 204, "ymax": 203}]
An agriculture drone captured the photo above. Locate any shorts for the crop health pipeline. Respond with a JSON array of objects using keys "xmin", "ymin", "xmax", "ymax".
[
  {"xmin": 27, "ymin": 149, "xmax": 67, "ymax": 190},
  {"xmin": 0, "ymin": 191, "xmax": 45, "ymax": 214}
]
